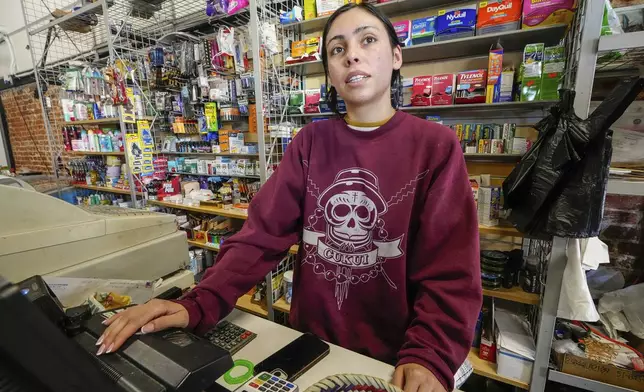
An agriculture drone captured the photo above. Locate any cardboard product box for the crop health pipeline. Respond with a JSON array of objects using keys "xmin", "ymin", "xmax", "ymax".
[
  {"xmin": 430, "ymin": 74, "xmax": 455, "ymax": 106},
  {"xmin": 511, "ymin": 137, "xmax": 527, "ymax": 154},
  {"xmin": 486, "ymin": 45, "xmax": 504, "ymax": 103},
  {"xmin": 401, "ymin": 78, "xmax": 414, "ymax": 107},
  {"xmin": 555, "ymin": 353, "xmax": 644, "ymax": 391},
  {"xmin": 456, "ymin": 69, "xmax": 488, "ymax": 104},
  {"xmin": 477, "ymin": 0, "xmax": 522, "ymax": 35},
  {"xmin": 229, "ymin": 132, "xmax": 244, "ymax": 154},
  {"xmin": 500, "ymin": 69, "xmax": 515, "ymax": 102},
  {"xmin": 478, "ymin": 186, "xmax": 501, "ymax": 226},
  {"xmin": 304, "ymin": 0, "xmax": 317, "ymax": 19},
  {"xmin": 541, "ymin": 45, "xmax": 565, "ymax": 100},
  {"xmin": 522, "ymin": 0, "xmax": 576, "ymax": 29},
  {"xmin": 411, "ymin": 76, "xmax": 433, "ymax": 106},
  {"xmin": 411, "ymin": 17, "xmax": 436, "ymax": 45},
  {"xmin": 304, "ymin": 89, "xmax": 321, "ymax": 113},
  {"xmin": 435, "ymin": 4, "xmax": 478, "ymax": 42},
  {"xmin": 495, "ymin": 308, "xmax": 536, "ymax": 386},
  {"xmin": 393, "ymin": 20, "xmax": 412, "ymax": 47},
  {"xmin": 316, "ymin": 0, "xmax": 344, "ymax": 17},
  {"xmin": 219, "ymin": 130, "xmax": 230, "ymax": 152}
]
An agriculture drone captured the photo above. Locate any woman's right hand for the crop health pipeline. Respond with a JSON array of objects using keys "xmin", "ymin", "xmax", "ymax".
[{"xmin": 96, "ymin": 299, "xmax": 190, "ymax": 355}]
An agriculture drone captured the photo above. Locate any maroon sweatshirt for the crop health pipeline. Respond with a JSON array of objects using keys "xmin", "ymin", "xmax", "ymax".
[{"xmin": 176, "ymin": 111, "xmax": 482, "ymax": 391}]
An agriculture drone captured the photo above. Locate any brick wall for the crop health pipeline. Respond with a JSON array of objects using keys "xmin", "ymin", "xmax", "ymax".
[
  {"xmin": 600, "ymin": 194, "xmax": 644, "ymax": 285},
  {"xmin": 0, "ymin": 83, "xmax": 66, "ymax": 174}
]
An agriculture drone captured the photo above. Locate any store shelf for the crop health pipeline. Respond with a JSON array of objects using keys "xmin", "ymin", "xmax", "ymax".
[
  {"xmin": 235, "ymin": 293, "xmax": 268, "ymax": 318},
  {"xmin": 273, "ymin": 297, "xmax": 291, "ymax": 314},
  {"xmin": 73, "ymin": 184, "xmax": 143, "ymax": 196},
  {"xmin": 147, "ymin": 199, "xmax": 249, "ymax": 220},
  {"xmin": 283, "ymin": 0, "xmax": 449, "ymax": 34},
  {"xmin": 286, "ymin": 25, "xmax": 566, "ymax": 75},
  {"xmin": 157, "ymin": 151, "xmax": 260, "ymax": 158},
  {"xmin": 548, "ymin": 370, "xmax": 635, "ymax": 392},
  {"xmin": 281, "ymin": 101, "xmax": 557, "ymax": 119},
  {"xmin": 469, "ymin": 349, "xmax": 529, "ymax": 389},
  {"xmin": 169, "ymin": 172, "xmax": 260, "ymax": 179},
  {"xmin": 479, "ymin": 225, "xmax": 523, "ymax": 237},
  {"xmin": 464, "ymin": 154, "xmax": 523, "ymax": 163},
  {"xmin": 607, "ymin": 179, "xmax": 644, "ymax": 196},
  {"xmin": 69, "ymin": 151, "xmax": 125, "ymax": 156},
  {"xmin": 598, "ymin": 31, "xmax": 644, "ymax": 52},
  {"xmin": 63, "ymin": 118, "xmax": 121, "ymax": 126},
  {"xmin": 483, "ymin": 286, "xmax": 540, "ymax": 305},
  {"xmin": 187, "ymin": 239, "xmax": 220, "ymax": 252}
]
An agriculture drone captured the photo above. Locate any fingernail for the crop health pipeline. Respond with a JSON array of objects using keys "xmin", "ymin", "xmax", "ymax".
[
  {"xmin": 106, "ymin": 343, "xmax": 114, "ymax": 354},
  {"xmin": 96, "ymin": 335, "xmax": 104, "ymax": 346},
  {"xmin": 101, "ymin": 319, "xmax": 109, "ymax": 325},
  {"xmin": 141, "ymin": 325, "xmax": 153, "ymax": 334},
  {"xmin": 97, "ymin": 344, "xmax": 106, "ymax": 356}
]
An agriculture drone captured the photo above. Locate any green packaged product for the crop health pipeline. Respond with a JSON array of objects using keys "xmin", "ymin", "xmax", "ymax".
[
  {"xmin": 520, "ymin": 43, "xmax": 544, "ymax": 102},
  {"xmin": 540, "ymin": 46, "xmax": 565, "ymax": 101},
  {"xmin": 287, "ymin": 91, "xmax": 305, "ymax": 114}
]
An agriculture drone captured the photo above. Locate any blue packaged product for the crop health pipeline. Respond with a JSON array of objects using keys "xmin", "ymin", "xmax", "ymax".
[
  {"xmin": 411, "ymin": 17, "xmax": 436, "ymax": 45},
  {"xmin": 435, "ymin": 4, "xmax": 477, "ymax": 42}
]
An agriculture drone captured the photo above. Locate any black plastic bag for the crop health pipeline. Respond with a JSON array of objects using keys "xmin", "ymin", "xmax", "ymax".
[{"xmin": 503, "ymin": 78, "xmax": 644, "ymax": 238}]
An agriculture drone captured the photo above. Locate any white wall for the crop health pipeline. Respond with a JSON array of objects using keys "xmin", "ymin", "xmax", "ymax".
[{"xmin": 0, "ymin": 0, "xmax": 35, "ymax": 78}]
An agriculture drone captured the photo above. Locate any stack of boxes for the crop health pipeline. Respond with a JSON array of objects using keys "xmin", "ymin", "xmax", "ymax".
[
  {"xmin": 167, "ymin": 157, "xmax": 260, "ymax": 177},
  {"xmin": 449, "ymin": 122, "xmax": 529, "ymax": 155}
]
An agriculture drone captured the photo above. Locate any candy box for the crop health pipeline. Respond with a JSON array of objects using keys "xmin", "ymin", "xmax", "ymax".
[
  {"xmin": 411, "ymin": 76, "xmax": 432, "ymax": 106},
  {"xmin": 430, "ymin": 74, "xmax": 455, "ymax": 106},
  {"xmin": 477, "ymin": 0, "xmax": 521, "ymax": 35},
  {"xmin": 522, "ymin": 0, "xmax": 576, "ymax": 29},
  {"xmin": 411, "ymin": 16, "xmax": 436, "ymax": 45},
  {"xmin": 435, "ymin": 4, "xmax": 477, "ymax": 41},
  {"xmin": 456, "ymin": 69, "xmax": 488, "ymax": 104},
  {"xmin": 393, "ymin": 20, "xmax": 412, "ymax": 47}
]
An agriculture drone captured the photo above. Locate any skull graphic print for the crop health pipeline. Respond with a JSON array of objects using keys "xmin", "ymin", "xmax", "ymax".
[{"xmin": 303, "ymin": 167, "xmax": 426, "ymax": 309}]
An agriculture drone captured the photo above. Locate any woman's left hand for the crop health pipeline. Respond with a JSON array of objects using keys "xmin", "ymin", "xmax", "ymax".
[{"xmin": 392, "ymin": 363, "xmax": 447, "ymax": 392}]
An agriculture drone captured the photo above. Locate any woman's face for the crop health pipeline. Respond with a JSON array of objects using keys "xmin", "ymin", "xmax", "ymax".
[{"xmin": 325, "ymin": 8, "xmax": 402, "ymax": 108}]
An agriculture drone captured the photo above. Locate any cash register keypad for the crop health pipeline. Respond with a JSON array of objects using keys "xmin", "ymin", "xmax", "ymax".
[
  {"xmin": 242, "ymin": 372, "xmax": 299, "ymax": 392},
  {"xmin": 203, "ymin": 320, "xmax": 256, "ymax": 355}
]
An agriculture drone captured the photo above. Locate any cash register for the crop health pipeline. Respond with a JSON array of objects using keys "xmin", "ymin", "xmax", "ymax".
[{"xmin": 0, "ymin": 275, "xmax": 234, "ymax": 392}]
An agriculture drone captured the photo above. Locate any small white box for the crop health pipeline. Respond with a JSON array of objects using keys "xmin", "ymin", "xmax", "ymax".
[
  {"xmin": 495, "ymin": 308, "xmax": 535, "ymax": 385},
  {"xmin": 511, "ymin": 137, "xmax": 528, "ymax": 155},
  {"xmin": 229, "ymin": 132, "xmax": 245, "ymax": 154}
]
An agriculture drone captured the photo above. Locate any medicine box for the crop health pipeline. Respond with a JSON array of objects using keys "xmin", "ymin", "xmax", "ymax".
[
  {"xmin": 435, "ymin": 3, "xmax": 477, "ymax": 42},
  {"xmin": 229, "ymin": 132, "xmax": 244, "ymax": 154},
  {"xmin": 478, "ymin": 186, "xmax": 501, "ymax": 226},
  {"xmin": 522, "ymin": 0, "xmax": 576, "ymax": 29},
  {"xmin": 304, "ymin": 0, "xmax": 316, "ymax": 20},
  {"xmin": 540, "ymin": 45, "xmax": 565, "ymax": 100},
  {"xmin": 499, "ymin": 70, "xmax": 514, "ymax": 102},
  {"xmin": 456, "ymin": 69, "xmax": 488, "ymax": 104},
  {"xmin": 477, "ymin": 0, "xmax": 521, "ymax": 35},
  {"xmin": 486, "ymin": 46, "xmax": 504, "ymax": 103},
  {"xmin": 304, "ymin": 89, "xmax": 321, "ymax": 113},
  {"xmin": 393, "ymin": 20, "xmax": 412, "ymax": 47},
  {"xmin": 411, "ymin": 17, "xmax": 435, "ymax": 45},
  {"xmin": 316, "ymin": 0, "xmax": 344, "ymax": 17},
  {"xmin": 411, "ymin": 76, "xmax": 432, "ymax": 106},
  {"xmin": 431, "ymin": 74, "xmax": 455, "ymax": 106},
  {"xmin": 402, "ymin": 78, "xmax": 414, "ymax": 107}
]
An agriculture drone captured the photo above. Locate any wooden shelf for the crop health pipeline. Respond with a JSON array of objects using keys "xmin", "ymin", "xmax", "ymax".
[
  {"xmin": 157, "ymin": 151, "xmax": 260, "ymax": 157},
  {"xmin": 186, "ymin": 239, "xmax": 220, "ymax": 252},
  {"xmin": 73, "ymin": 184, "xmax": 143, "ymax": 196},
  {"xmin": 273, "ymin": 297, "xmax": 291, "ymax": 314},
  {"xmin": 69, "ymin": 151, "xmax": 125, "ymax": 156},
  {"xmin": 235, "ymin": 293, "xmax": 268, "ymax": 318},
  {"xmin": 148, "ymin": 199, "xmax": 249, "ymax": 220},
  {"xmin": 469, "ymin": 348, "xmax": 529, "ymax": 389},
  {"xmin": 169, "ymin": 171, "xmax": 260, "ymax": 179},
  {"xmin": 479, "ymin": 225, "xmax": 523, "ymax": 237},
  {"xmin": 483, "ymin": 286, "xmax": 540, "ymax": 305}
]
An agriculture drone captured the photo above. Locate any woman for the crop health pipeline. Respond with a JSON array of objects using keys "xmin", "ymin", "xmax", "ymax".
[{"xmin": 99, "ymin": 4, "xmax": 482, "ymax": 392}]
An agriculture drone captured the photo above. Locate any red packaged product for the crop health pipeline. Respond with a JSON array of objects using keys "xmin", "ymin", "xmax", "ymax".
[
  {"xmin": 411, "ymin": 75, "xmax": 432, "ymax": 106},
  {"xmin": 455, "ymin": 69, "xmax": 488, "ymax": 104},
  {"xmin": 430, "ymin": 74, "xmax": 455, "ymax": 106}
]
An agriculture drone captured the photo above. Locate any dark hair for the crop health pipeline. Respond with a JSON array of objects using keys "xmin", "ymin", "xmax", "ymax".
[{"xmin": 321, "ymin": 3, "xmax": 402, "ymax": 115}]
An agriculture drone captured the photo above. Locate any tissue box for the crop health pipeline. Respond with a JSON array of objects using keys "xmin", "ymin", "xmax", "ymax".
[
  {"xmin": 522, "ymin": 0, "xmax": 576, "ymax": 29},
  {"xmin": 435, "ymin": 4, "xmax": 477, "ymax": 41},
  {"xmin": 393, "ymin": 20, "xmax": 412, "ymax": 47},
  {"xmin": 411, "ymin": 17, "xmax": 435, "ymax": 45},
  {"xmin": 477, "ymin": 0, "xmax": 521, "ymax": 35},
  {"xmin": 456, "ymin": 69, "xmax": 488, "ymax": 104},
  {"xmin": 411, "ymin": 76, "xmax": 432, "ymax": 106},
  {"xmin": 430, "ymin": 74, "xmax": 455, "ymax": 106}
]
